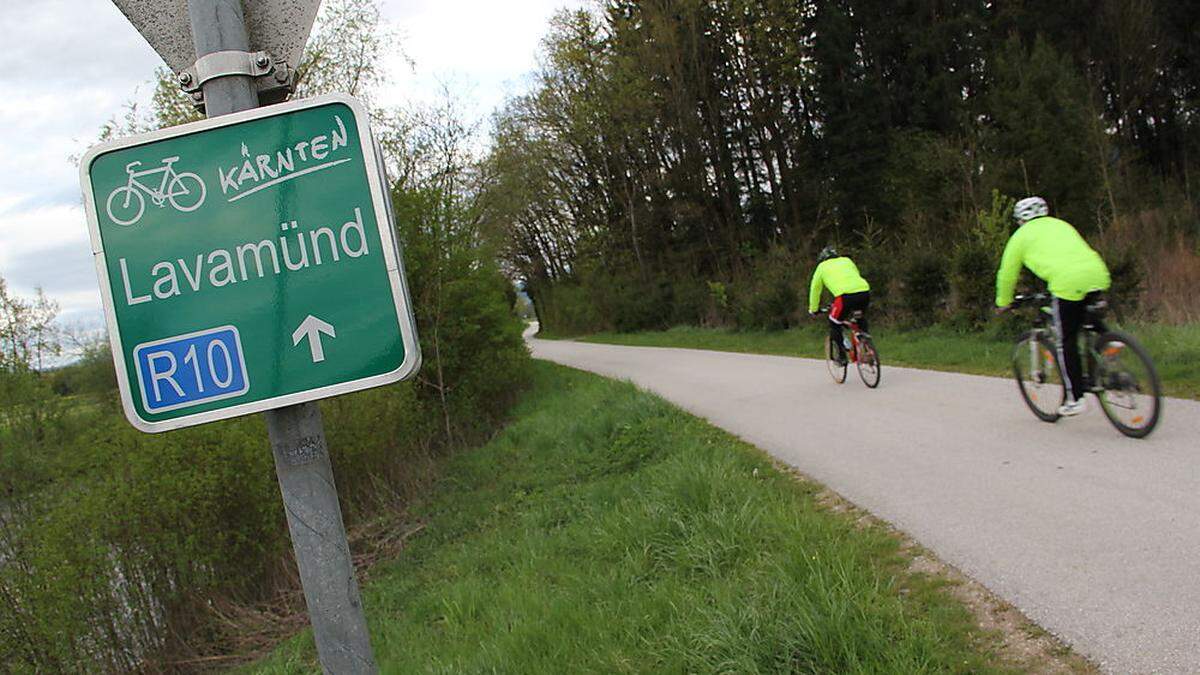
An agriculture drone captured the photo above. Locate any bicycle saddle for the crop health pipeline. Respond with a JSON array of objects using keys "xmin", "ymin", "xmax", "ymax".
[{"xmin": 162, "ymin": 156, "xmax": 180, "ymax": 163}]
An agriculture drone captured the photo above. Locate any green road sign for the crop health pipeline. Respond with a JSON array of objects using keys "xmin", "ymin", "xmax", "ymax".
[{"xmin": 81, "ymin": 94, "xmax": 420, "ymax": 433}]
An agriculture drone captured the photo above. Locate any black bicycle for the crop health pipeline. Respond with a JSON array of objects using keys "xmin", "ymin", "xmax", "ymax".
[{"xmin": 1009, "ymin": 293, "xmax": 1161, "ymax": 438}]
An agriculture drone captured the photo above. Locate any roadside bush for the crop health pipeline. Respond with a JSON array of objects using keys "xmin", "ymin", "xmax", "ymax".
[
  {"xmin": 901, "ymin": 251, "xmax": 949, "ymax": 325},
  {"xmin": 883, "ymin": 131, "xmax": 970, "ymax": 242},
  {"xmin": 703, "ymin": 280, "xmax": 732, "ymax": 326},
  {"xmin": 392, "ymin": 180, "xmax": 532, "ymax": 435},
  {"xmin": 531, "ymin": 262, "xmax": 679, "ymax": 335},
  {"xmin": 734, "ymin": 279, "xmax": 798, "ymax": 330},
  {"xmin": 1099, "ymin": 245, "xmax": 1144, "ymax": 322},
  {"xmin": 324, "ymin": 381, "xmax": 434, "ymax": 514},
  {"xmin": 1097, "ymin": 205, "xmax": 1198, "ymax": 323},
  {"xmin": 1142, "ymin": 238, "xmax": 1200, "ymax": 323},
  {"xmin": 949, "ymin": 243, "xmax": 995, "ymax": 328},
  {"xmin": 667, "ymin": 278, "xmax": 709, "ymax": 327},
  {"xmin": 48, "ymin": 343, "xmax": 117, "ymax": 400},
  {"xmin": 532, "ymin": 281, "xmax": 606, "ymax": 335},
  {"xmin": 608, "ymin": 276, "xmax": 672, "ymax": 333},
  {"xmin": 852, "ymin": 221, "xmax": 897, "ymax": 320},
  {"xmin": 732, "ymin": 246, "xmax": 802, "ymax": 330},
  {"xmin": 429, "ymin": 266, "xmax": 532, "ymax": 432},
  {"xmin": 1, "ymin": 413, "xmax": 281, "ymax": 671},
  {"xmin": 950, "ymin": 191, "xmax": 1014, "ymax": 328}
]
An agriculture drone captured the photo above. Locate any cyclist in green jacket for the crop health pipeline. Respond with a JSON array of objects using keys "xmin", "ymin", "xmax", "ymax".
[
  {"xmin": 809, "ymin": 246, "xmax": 871, "ymax": 365},
  {"xmin": 995, "ymin": 196, "xmax": 1111, "ymax": 417}
]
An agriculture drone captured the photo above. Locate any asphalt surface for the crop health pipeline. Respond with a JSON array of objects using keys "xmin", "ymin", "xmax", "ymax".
[{"xmin": 529, "ymin": 333, "xmax": 1200, "ymax": 674}]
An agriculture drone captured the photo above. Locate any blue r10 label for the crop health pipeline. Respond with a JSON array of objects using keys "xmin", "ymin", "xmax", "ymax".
[{"xmin": 133, "ymin": 326, "xmax": 249, "ymax": 413}]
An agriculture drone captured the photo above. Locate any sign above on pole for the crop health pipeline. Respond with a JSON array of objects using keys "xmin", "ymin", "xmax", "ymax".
[
  {"xmin": 111, "ymin": 0, "xmax": 321, "ymax": 75},
  {"xmin": 79, "ymin": 94, "xmax": 421, "ymax": 433}
]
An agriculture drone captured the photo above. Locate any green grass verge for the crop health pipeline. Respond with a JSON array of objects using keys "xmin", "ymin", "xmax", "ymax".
[
  {"xmin": 251, "ymin": 362, "xmax": 1021, "ymax": 673},
  {"xmin": 548, "ymin": 322, "xmax": 1200, "ymax": 400}
]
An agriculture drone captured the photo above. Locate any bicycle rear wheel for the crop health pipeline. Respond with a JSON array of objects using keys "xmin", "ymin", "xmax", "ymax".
[
  {"xmin": 856, "ymin": 335, "xmax": 881, "ymax": 388},
  {"xmin": 1012, "ymin": 331, "xmax": 1065, "ymax": 422},
  {"xmin": 105, "ymin": 186, "xmax": 145, "ymax": 226},
  {"xmin": 825, "ymin": 335, "xmax": 847, "ymax": 384},
  {"xmin": 1093, "ymin": 330, "xmax": 1162, "ymax": 438}
]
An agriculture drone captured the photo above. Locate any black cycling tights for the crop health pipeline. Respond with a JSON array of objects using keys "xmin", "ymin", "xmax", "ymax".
[
  {"xmin": 1052, "ymin": 291, "xmax": 1107, "ymax": 401},
  {"xmin": 829, "ymin": 291, "xmax": 871, "ymax": 354}
]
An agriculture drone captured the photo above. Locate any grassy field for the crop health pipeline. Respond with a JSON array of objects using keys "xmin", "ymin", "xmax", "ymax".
[
  {"xmin": 249, "ymin": 362, "xmax": 1082, "ymax": 673},
  {"xmin": 547, "ymin": 322, "xmax": 1200, "ymax": 400}
]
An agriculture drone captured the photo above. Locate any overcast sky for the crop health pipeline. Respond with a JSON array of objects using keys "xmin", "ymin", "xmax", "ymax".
[{"xmin": 0, "ymin": 0, "xmax": 587, "ymax": 326}]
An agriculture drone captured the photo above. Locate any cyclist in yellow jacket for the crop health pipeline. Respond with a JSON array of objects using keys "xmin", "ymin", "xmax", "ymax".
[
  {"xmin": 995, "ymin": 196, "xmax": 1111, "ymax": 416},
  {"xmin": 809, "ymin": 246, "xmax": 871, "ymax": 365}
]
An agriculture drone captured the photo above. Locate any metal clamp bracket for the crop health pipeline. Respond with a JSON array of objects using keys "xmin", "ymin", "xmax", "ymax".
[{"xmin": 179, "ymin": 50, "xmax": 296, "ymax": 108}]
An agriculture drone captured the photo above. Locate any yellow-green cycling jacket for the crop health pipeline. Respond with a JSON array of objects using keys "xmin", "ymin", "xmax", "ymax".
[
  {"xmin": 809, "ymin": 257, "xmax": 871, "ymax": 313},
  {"xmin": 995, "ymin": 216, "xmax": 1111, "ymax": 307}
]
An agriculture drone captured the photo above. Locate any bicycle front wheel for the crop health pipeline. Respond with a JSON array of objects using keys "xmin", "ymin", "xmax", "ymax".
[
  {"xmin": 1012, "ymin": 331, "xmax": 1065, "ymax": 422},
  {"xmin": 1093, "ymin": 330, "xmax": 1162, "ymax": 438},
  {"xmin": 856, "ymin": 335, "xmax": 881, "ymax": 388},
  {"xmin": 825, "ymin": 335, "xmax": 847, "ymax": 384},
  {"xmin": 167, "ymin": 172, "xmax": 206, "ymax": 212}
]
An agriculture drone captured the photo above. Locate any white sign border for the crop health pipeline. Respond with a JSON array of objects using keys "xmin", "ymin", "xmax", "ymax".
[{"xmin": 80, "ymin": 93, "xmax": 422, "ymax": 433}]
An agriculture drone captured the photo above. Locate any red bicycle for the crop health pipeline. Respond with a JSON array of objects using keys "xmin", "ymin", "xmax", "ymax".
[{"xmin": 817, "ymin": 308, "xmax": 881, "ymax": 388}]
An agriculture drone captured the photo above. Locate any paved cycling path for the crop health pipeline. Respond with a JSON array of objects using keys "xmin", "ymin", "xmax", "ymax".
[{"xmin": 530, "ymin": 334, "xmax": 1200, "ymax": 674}]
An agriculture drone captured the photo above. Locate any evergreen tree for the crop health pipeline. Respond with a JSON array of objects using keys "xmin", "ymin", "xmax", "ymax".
[{"xmin": 984, "ymin": 36, "xmax": 1100, "ymax": 227}]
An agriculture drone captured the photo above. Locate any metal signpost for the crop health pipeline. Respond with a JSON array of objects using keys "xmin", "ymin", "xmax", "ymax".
[{"xmin": 82, "ymin": 1, "xmax": 414, "ymax": 671}]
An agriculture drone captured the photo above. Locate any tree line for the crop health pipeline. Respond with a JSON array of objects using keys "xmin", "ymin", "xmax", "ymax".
[{"xmin": 484, "ymin": 0, "xmax": 1200, "ymax": 331}]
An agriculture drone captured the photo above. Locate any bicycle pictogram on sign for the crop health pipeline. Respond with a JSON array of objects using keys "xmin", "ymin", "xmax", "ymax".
[{"xmin": 104, "ymin": 156, "xmax": 206, "ymax": 226}]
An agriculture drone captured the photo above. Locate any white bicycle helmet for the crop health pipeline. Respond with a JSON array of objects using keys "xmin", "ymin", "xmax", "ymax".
[{"xmin": 1013, "ymin": 196, "xmax": 1049, "ymax": 226}]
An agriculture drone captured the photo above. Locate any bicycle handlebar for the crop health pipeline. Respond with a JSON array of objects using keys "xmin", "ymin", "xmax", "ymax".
[{"xmin": 1010, "ymin": 292, "xmax": 1050, "ymax": 308}]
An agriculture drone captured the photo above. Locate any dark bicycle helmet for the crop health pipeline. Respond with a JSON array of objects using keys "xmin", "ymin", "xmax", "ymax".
[{"xmin": 818, "ymin": 245, "xmax": 839, "ymax": 262}]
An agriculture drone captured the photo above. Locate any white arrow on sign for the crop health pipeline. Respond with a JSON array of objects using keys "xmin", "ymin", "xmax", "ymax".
[{"xmin": 291, "ymin": 315, "xmax": 336, "ymax": 363}]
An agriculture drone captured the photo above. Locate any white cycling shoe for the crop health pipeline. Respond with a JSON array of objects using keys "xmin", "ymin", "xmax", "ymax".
[{"xmin": 1058, "ymin": 398, "xmax": 1087, "ymax": 417}]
